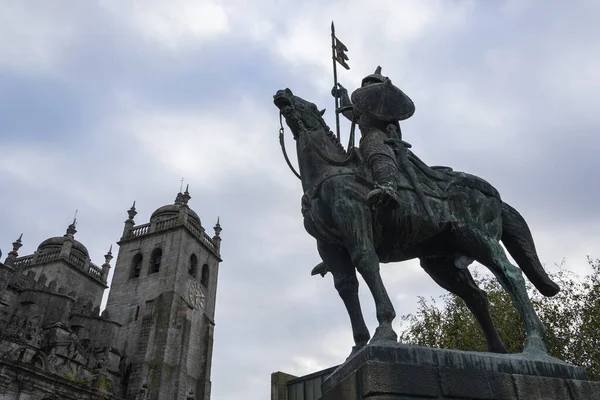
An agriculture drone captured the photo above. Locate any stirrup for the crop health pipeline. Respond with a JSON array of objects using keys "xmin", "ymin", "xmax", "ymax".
[{"xmin": 367, "ymin": 183, "xmax": 401, "ymax": 209}]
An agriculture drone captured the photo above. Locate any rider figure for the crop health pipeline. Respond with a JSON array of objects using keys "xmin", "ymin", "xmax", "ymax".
[{"xmin": 332, "ymin": 66, "xmax": 415, "ymax": 209}]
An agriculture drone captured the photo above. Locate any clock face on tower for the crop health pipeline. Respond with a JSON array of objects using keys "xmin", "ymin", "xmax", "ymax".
[{"xmin": 188, "ymin": 280, "xmax": 205, "ymax": 310}]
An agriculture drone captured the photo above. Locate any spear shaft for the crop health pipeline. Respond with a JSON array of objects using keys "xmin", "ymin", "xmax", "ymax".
[{"xmin": 331, "ymin": 22, "xmax": 341, "ymax": 141}]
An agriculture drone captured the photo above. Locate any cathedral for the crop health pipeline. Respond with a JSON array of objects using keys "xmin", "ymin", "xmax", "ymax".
[{"xmin": 0, "ymin": 188, "xmax": 222, "ymax": 400}]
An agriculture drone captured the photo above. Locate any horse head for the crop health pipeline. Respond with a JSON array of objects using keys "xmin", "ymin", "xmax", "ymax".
[
  {"xmin": 274, "ymin": 88, "xmax": 351, "ymax": 194},
  {"xmin": 273, "ymin": 88, "xmax": 329, "ymax": 139}
]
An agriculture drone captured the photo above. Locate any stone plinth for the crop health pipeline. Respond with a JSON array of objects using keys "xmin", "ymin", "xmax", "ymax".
[{"xmin": 321, "ymin": 343, "xmax": 600, "ymax": 400}]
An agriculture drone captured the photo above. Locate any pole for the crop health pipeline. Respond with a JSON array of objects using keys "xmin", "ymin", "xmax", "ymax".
[{"xmin": 331, "ymin": 21, "xmax": 341, "ymax": 141}]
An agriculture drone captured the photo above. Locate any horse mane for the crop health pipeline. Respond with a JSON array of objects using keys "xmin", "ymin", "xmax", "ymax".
[
  {"xmin": 317, "ymin": 118, "xmax": 347, "ymax": 155},
  {"xmin": 290, "ymin": 91, "xmax": 348, "ymax": 155},
  {"xmin": 325, "ymin": 129, "xmax": 347, "ymax": 155}
]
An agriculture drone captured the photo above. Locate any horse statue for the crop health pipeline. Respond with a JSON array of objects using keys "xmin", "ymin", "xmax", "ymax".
[{"xmin": 273, "ymin": 87, "xmax": 560, "ymax": 359}]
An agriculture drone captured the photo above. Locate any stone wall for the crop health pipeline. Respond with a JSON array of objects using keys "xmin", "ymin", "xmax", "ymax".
[
  {"xmin": 271, "ymin": 371, "xmax": 298, "ymax": 400},
  {"xmin": 106, "ymin": 222, "xmax": 220, "ymax": 399},
  {"xmin": 0, "ymin": 262, "xmax": 126, "ymax": 399},
  {"xmin": 0, "ymin": 358, "xmax": 120, "ymax": 400},
  {"xmin": 21, "ymin": 259, "xmax": 106, "ymax": 307}
]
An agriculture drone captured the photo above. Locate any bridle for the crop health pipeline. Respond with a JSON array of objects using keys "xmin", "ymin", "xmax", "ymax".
[
  {"xmin": 278, "ymin": 107, "xmax": 357, "ymax": 181},
  {"xmin": 278, "ymin": 111, "xmax": 302, "ymax": 180}
]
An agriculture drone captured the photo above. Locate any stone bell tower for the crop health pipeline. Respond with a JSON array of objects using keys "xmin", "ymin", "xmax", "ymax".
[{"xmin": 105, "ymin": 187, "xmax": 222, "ymax": 400}]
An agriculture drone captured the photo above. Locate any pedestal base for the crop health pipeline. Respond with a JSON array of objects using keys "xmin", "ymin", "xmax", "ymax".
[{"xmin": 321, "ymin": 343, "xmax": 599, "ymax": 400}]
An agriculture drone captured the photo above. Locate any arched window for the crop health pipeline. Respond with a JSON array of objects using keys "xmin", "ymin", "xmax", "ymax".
[
  {"xmin": 189, "ymin": 254, "xmax": 198, "ymax": 277},
  {"xmin": 150, "ymin": 249, "xmax": 162, "ymax": 274},
  {"xmin": 201, "ymin": 264, "xmax": 209, "ymax": 287},
  {"xmin": 32, "ymin": 355, "xmax": 44, "ymax": 368},
  {"xmin": 131, "ymin": 254, "xmax": 143, "ymax": 278}
]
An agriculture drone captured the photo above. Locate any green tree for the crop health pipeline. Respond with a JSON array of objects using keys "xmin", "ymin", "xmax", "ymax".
[{"xmin": 399, "ymin": 258, "xmax": 600, "ymax": 380}]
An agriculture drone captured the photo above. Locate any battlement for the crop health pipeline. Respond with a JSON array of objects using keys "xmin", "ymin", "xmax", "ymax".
[{"xmin": 3, "ymin": 269, "xmax": 103, "ymax": 317}]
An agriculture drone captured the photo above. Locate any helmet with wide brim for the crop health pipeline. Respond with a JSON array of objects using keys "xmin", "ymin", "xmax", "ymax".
[{"xmin": 351, "ymin": 78, "xmax": 415, "ymax": 121}]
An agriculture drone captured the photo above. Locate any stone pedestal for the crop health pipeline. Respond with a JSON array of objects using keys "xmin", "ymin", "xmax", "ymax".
[{"xmin": 321, "ymin": 343, "xmax": 600, "ymax": 400}]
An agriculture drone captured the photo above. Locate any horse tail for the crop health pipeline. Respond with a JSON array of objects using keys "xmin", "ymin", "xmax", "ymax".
[{"xmin": 501, "ymin": 202, "xmax": 559, "ymax": 297}]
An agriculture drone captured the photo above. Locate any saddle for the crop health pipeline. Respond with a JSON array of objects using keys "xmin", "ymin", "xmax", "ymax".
[
  {"xmin": 408, "ymin": 152, "xmax": 501, "ymax": 201},
  {"xmin": 354, "ymin": 141, "xmax": 501, "ymax": 202}
]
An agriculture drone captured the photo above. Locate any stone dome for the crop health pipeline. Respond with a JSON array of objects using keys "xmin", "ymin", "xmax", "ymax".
[
  {"xmin": 38, "ymin": 236, "xmax": 89, "ymax": 258},
  {"xmin": 37, "ymin": 221, "xmax": 89, "ymax": 259},
  {"xmin": 149, "ymin": 189, "xmax": 201, "ymax": 225},
  {"xmin": 150, "ymin": 204, "xmax": 201, "ymax": 225}
]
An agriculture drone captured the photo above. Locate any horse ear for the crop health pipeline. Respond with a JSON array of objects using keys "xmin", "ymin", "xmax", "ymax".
[{"xmin": 320, "ymin": 109, "xmax": 326, "ymax": 116}]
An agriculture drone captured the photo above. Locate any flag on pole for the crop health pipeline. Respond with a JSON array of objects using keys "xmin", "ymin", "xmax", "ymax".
[
  {"xmin": 331, "ymin": 22, "xmax": 349, "ymax": 140},
  {"xmin": 333, "ymin": 37, "xmax": 350, "ymax": 70}
]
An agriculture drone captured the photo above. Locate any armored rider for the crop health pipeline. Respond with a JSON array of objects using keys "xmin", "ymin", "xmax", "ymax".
[{"xmin": 332, "ymin": 66, "xmax": 415, "ymax": 209}]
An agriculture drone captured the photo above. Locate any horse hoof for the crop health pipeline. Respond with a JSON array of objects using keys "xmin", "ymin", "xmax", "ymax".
[
  {"xmin": 345, "ymin": 345, "xmax": 366, "ymax": 361},
  {"xmin": 487, "ymin": 340, "xmax": 508, "ymax": 354},
  {"xmin": 370, "ymin": 325, "xmax": 398, "ymax": 343}
]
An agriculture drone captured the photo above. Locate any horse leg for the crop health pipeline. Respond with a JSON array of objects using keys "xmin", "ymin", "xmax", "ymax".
[
  {"xmin": 353, "ymin": 247, "xmax": 397, "ymax": 343},
  {"xmin": 332, "ymin": 201, "xmax": 397, "ymax": 343},
  {"xmin": 318, "ymin": 241, "xmax": 370, "ymax": 358},
  {"xmin": 469, "ymin": 236, "xmax": 547, "ymax": 354},
  {"xmin": 420, "ymin": 256, "xmax": 508, "ymax": 353}
]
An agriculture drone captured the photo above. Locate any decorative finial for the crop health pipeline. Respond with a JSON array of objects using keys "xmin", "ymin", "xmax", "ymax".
[
  {"xmin": 71, "ymin": 209, "xmax": 79, "ymax": 227},
  {"xmin": 102, "ymin": 243, "xmax": 114, "ymax": 283},
  {"xmin": 127, "ymin": 201, "xmax": 138, "ymax": 220},
  {"xmin": 174, "ymin": 192, "xmax": 184, "ymax": 205},
  {"xmin": 12, "ymin": 234, "xmax": 23, "ymax": 252},
  {"xmin": 180, "ymin": 178, "xmax": 184, "ymax": 193},
  {"xmin": 214, "ymin": 217, "xmax": 222, "ymax": 236},
  {"xmin": 4, "ymin": 233, "xmax": 24, "ymax": 266},
  {"xmin": 181, "ymin": 185, "xmax": 191, "ymax": 205},
  {"xmin": 104, "ymin": 245, "xmax": 114, "ymax": 265},
  {"xmin": 375, "ymin": 66, "xmax": 382, "ymax": 74},
  {"xmin": 212, "ymin": 217, "xmax": 222, "ymax": 252},
  {"xmin": 66, "ymin": 215, "xmax": 77, "ymax": 237}
]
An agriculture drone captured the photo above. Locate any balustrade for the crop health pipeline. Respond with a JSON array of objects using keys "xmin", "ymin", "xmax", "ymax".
[
  {"xmin": 12, "ymin": 254, "xmax": 34, "ymax": 268},
  {"xmin": 88, "ymin": 263, "xmax": 103, "ymax": 280},
  {"xmin": 37, "ymin": 250, "xmax": 61, "ymax": 264},
  {"xmin": 68, "ymin": 253, "xmax": 87, "ymax": 269},
  {"xmin": 130, "ymin": 223, "xmax": 150, "ymax": 237},
  {"xmin": 202, "ymin": 232, "xmax": 216, "ymax": 251},
  {"xmin": 155, "ymin": 217, "xmax": 178, "ymax": 232}
]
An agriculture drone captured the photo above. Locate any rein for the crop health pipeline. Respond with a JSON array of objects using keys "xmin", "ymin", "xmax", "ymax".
[
  {"xmin": 279, "ymin": 112, "xmax": 302, "ymax": 180},
  {"xmin": 278, "ymin": 110, "xmax": 356, "ymax": 180}
]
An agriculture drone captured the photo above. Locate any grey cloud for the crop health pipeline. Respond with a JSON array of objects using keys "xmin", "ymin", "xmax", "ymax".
[{"xmin": 2, "ymin": 2, "xmax": 600, "ymax": 399}]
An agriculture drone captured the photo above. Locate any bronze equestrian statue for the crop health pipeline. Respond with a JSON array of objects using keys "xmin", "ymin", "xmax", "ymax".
[{"xmin": 273, "ymin": 68, "xmax": 559, "ymax": 359}]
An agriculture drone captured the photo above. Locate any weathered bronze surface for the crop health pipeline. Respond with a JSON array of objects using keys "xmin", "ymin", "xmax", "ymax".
[{"xmin": 274, "ymin": 73, "xmax": 559, "ymax": 360}]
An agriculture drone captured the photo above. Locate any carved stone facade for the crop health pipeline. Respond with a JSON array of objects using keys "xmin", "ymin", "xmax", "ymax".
[{"xmin": 0, "ymin": 189, "xmax": 222, "ymax": 400}]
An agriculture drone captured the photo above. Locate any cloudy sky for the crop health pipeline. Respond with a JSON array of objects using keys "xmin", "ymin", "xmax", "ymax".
[{"xmin": 1, "ymin": 0, "xmax": 599, "ymax": 398}]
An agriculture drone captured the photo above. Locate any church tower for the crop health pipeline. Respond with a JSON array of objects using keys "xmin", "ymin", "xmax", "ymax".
[{"xmin": 105, "ymin": 188, "xmax": 222, "ymax": 400}]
